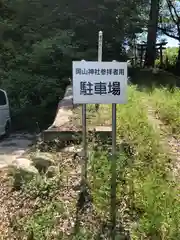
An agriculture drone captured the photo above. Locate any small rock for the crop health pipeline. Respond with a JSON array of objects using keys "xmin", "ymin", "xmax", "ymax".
[
  {"xmin": 152, "ymin": 67, "xmax": 159, "ymax": 74},
  {"xmin": 32, "ymin": 152, "xmax": 54, "ymax": 173},
  {"xmin": 7, "ymin": 163, "xmax": 38, "ymax": 190},
  {"xmin": 46, "ymin": 165, "xmax": 57, "ymax": 178},
  {"xmin": 62, "ymin": 145, "xmax": 82, "ymax": 153},
  {"xmin": 12, "ymin": 158, "xmax": 39, "ymax": 174}
]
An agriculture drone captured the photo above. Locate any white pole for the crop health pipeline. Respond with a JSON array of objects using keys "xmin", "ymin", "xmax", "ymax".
[
  {"xmin": 95, "ymin": 31, "xmax": 103, "ymax": 111},
  {"xmin": 98, "ymin": 31, "xmax": 103, "ymax": 62}
]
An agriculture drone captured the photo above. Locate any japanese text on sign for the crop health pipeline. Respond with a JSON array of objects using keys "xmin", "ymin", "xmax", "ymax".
[
  {"xmin": 76, "ymin": 68, "xmax": 124, "ymax": 76},
  {"xmin": 72, "ymin": 61, "xmax": 127, "ymax": 104},
  {"xmin": 80, "ymin": 81, "xmax": 120, "ymax": 95}
]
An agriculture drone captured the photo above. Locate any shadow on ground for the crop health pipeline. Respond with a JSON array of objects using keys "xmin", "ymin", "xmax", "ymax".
[
  {"xmin": 70, "ymin": 141, "xmax": 136, "ymax": 239},
  {"xmin": 72, "ymin": 184, "xmax": 131, "ymax": 240},
  {"xmin": 129, "ymin": 67, "xmax": 180, "ymax": 92}
]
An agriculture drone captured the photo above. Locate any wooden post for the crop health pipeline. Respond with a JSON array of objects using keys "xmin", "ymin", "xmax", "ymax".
[
  {"xmin": 134, "ymin": 45, "xmax": 137, "ymax": 66},
  {"xmin": 160, "ymin": 45, "xmax": 163, "ymax": 67},
  {"xmin": 140, "ymin": 45, "xmax": 143, "ymax": 67}
]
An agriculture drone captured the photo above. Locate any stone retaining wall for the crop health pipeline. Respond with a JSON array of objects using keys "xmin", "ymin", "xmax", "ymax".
[{"xmin": 50, "ymin": 85, "xmax": 74, "ymax": 129}]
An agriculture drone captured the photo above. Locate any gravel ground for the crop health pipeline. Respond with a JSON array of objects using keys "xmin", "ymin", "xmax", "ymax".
[
  {"xmin": 0, "ymin": 152, "xmax": 82, "ymax": 239},
  {"xmin": 0, "ymin": 133, "xmax": 34, "ymax": 169}
]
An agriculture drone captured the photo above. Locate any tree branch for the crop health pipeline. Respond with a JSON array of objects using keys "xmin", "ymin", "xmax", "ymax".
[
  {"xmin": 167, "ymin": 0, "xmax": 180, "ymax": 36},
  {"xmin": 166, "ymin": 0, "xmax": 178, "ymax": 24},
  {"xmin": 158, "ymin": 26, "xmax": 180, "ymax": 40},
  {"xmin": 167, "ymin": 0, "xmax": 179, "ymax": 22}
]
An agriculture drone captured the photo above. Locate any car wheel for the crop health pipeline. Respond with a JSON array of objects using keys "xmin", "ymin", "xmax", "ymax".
[{"xmin": 5, "ymin": 121, "xmax": 11, "ymax": 137}]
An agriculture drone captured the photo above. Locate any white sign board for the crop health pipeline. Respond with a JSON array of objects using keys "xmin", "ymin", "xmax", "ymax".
[{"xmin": 72, "ymin": 61, "xmax": 127, "ymax": 104}]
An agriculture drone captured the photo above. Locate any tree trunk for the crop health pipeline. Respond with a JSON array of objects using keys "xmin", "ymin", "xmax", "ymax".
[{"xmin": 144, "ymin": 0, "xmax": 160, "ymax": 67}]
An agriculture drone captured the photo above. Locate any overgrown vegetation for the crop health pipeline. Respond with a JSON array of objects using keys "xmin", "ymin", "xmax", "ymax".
[
  {"xmin": 155, "ymin": 47, "xmax": 180, "ymax": 75},
  {"xmin": 1, "ymin": 0, "xmax": 180, "ymax": 238},
  {"xmin": 0, "ymin": 0, "xmax": 148, "ymax": 131},
  {"xmin": 1, "ymin": 0, "xmax": 180, "ymax": 131},
  {"xmin": 114, "ymin": 87, "xmax": 180, "ymax": 238},
  {"xmin": 1, "ymin": 83, "xmax": 179, "ymax": 239},
  {"xmin": 150, "ymin": 87, "xmax": 180, "ymax": 137}
]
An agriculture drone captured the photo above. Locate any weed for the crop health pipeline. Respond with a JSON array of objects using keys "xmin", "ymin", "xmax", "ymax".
[
  {"xmin": 22, "ymin": 174, "xmax": 61, "ymax": 200},
  {"xmin": 150, "ymin": 87, "xmax": 180, "ymax": 137},
  {"xmin": 3, "ymin": 84, "xmax": 180, "ymax": 239},
  {"xmin": 87, "ymin": 86, "xmax": 180, "ymax": 239},
  {"xmin": 17, "ymin": 201, "xmax": 65, "ymax": 239}
]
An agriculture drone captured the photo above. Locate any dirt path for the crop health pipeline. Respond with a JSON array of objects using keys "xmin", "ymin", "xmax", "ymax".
[
  {"xmin": 0, "ymin": 133, "xmax": 34, "ymax": 169},
  {"xmin": 145, "ymin": 103, "xmax": 180, "ymax": 177}
]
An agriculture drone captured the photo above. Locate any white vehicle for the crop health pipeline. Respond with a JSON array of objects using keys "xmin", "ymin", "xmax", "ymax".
[{"xmin": 0, "ymin": 89, "xmax": 11, "ymax": 137}]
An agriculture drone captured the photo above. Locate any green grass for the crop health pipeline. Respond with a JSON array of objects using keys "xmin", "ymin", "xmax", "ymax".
[
  {"xmin": 75, "ymin": 104, "xmax": 111, "ymax": 127},
  {"xmin": 88, "ymin": 86, "xmax": 180, "ymax": 239},
  {"xmin": 149, "ymin": 87, "xmax": 180, "ymax": 137},
  {"xmin": 7, "ymin": 153, "xmax": 79, "ymax": 240},
  {"xmin": 5, "ymin": 84, "xmax": 180, "ymax": 239},
  {"xmin": 19, "ymin": 201, "xmax": 65, "ymax": 239}
]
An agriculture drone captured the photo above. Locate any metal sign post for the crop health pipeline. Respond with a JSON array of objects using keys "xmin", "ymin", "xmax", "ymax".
[
  {"xmin": 72, "ymin": 60, "xmax": 127, "ymax": 238},
  {"xmin": 80, "ymin": 60, "xmax": 88, "ymax": 186},
  {"xmin": 95, "ymin": 31, "xmax": 103, "ymax": 111},
  {"xmin": 82, "ymin": 103, "xmax": 87, "ymax": 184},
  {"xmin": 111, "ymin": 60, "xmax": 117, "ymax": 239},
  {"xmin": 111, "ymin": 103, "xmax": 117, "ymax": 239}
]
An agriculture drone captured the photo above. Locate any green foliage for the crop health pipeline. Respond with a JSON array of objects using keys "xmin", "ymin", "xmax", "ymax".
[
  {"xmin": 1, "ymin": 70, "xmax": 65, "ymax": 130},
  {"xmin": 5, "ymin": 85, "xmax": 180, "ymax": 239},
  {"xmin": 133, "ymin": 173, "xmax": 180, "ymax": 239},
  {"xmin": 150, "ymin": 87, "xmax": 180, "ymax": 136},
  {"xmin": 89, "ymin": 86, "xmax": 180, "ymax": 238},
  {"xmin": 19, "ymin": 202, "xmax": 65, "ymax": 239},
  {"xmin": 165, "ymin": 47, "xmax": 179, "ymax": 63},
  {"xmin": 0, "ymin": 0, "xmax": 149, "ymax": 130},
  {"xmin": 22, "ymin": 174, "xmax": 62, "ymax": 200},
  {"xmin": 155, "ymin": 47, "xmax": 179, "ymax": 74}
]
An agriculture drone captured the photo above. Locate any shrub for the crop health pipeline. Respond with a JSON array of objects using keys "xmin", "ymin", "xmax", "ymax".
[{"xmin": 1, "ymin": 70, "xmax": 68, "ymax": 131}]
